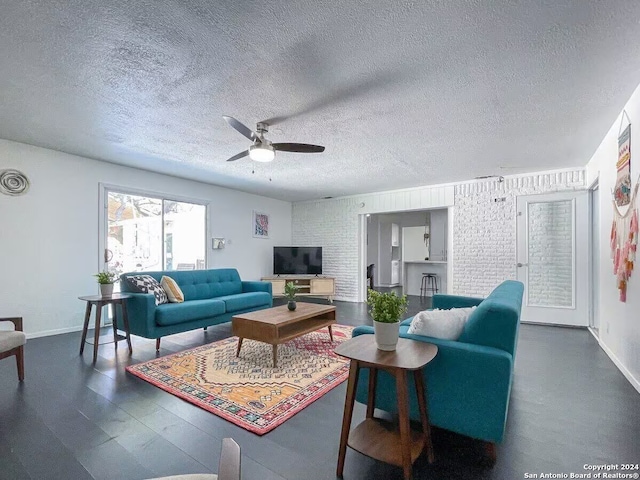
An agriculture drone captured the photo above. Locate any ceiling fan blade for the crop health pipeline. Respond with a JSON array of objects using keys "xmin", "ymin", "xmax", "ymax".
[
  {"xmin": 225, "ymin": 150, "xmax": 249, "ymax": 162},
  {"xmin": 222, "ymin": 115, "xmax": 261, "ymax": 142},
  {"xmin": 272, "ymin": 143, "xmax": 325, "ymax": 153}
]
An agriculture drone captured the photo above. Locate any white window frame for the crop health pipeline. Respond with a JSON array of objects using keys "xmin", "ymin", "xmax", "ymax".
[{"xmin": 98, "ymin": 183, "xmax": 210, "ymax": 273}]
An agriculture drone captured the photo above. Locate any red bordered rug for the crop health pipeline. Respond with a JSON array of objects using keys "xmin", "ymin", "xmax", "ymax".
[{"xmin": 126, "ymin": 325, "xmax": 354, "ymax": 435}]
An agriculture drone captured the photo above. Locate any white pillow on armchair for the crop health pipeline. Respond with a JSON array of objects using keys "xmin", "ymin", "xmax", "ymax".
[{"xmin": 407, "ymin": 307, "xmax": 476, "ymax": 340}]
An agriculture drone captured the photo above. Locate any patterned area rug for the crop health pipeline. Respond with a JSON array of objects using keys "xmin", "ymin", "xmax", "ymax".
[{"xmin": 126, "ymin": 325, "xmax": 354, "ymax": 435}]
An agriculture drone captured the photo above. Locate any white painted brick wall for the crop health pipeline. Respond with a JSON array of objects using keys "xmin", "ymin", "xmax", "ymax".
[
  {"xmin": 292, "ymin": 198, "xmax": 362, "ymax": 301},
  {"xmin": 293, "ymin": 185, "xmax": 455, "ymax": 301},
  {"xmin": 527, "ymin": 200, "xmax": 573, "ymax": 306},
  {"xmin": 292, "ymin": 170, "xmax": 585, "ymax": 302},
  {"xmin": 453, "ymin": 170, "xmax": 585, "ymax": 297}
]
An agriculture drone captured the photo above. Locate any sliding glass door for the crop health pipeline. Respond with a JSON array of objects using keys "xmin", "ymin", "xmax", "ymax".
[{"xmin": 106, "ymin": 190, "xmax": 206, "ymax": 275}]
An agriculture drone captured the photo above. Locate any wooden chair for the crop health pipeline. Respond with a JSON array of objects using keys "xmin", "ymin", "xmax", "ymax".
[
  {"xmin": 148, "ymin": 438, "xmax": 240, "ymax": 480},
  {"xmin": 0, "ymin": 317, "xmax": 25, "ymax": 381}
]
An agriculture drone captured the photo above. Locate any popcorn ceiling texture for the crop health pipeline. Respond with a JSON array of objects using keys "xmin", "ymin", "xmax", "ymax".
[{"xmin": 0, "ymin": 1, "xmax": 638, "ymax": 201}]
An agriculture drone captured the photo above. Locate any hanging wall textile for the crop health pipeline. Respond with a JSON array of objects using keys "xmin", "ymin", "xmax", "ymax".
[
  {"xmin": 615, "ymin": 114, "xmax": 631, "ymax": 206},
  {"xmin": 611, "ymin": 182, "xmax": 639, "ymax": 302}
]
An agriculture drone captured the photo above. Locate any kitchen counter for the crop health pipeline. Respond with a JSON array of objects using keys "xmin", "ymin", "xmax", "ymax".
[
  {"xmin": 402, "ymin": 261, "xmax": 447, "ymax": 296},
  {"xmin": 403, "ymin": 260, "xmax": 447, "ymax": 264}
]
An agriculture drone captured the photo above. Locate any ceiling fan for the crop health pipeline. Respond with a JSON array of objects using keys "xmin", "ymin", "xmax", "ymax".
[{"xmin": 223, "ymin": 115, "xmax": 325, "ymax": 162}]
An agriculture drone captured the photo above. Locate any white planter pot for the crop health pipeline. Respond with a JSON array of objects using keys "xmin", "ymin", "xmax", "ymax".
[
  {"xmin": 373, "ymin": 320, "xmax": 400, "ymax": 351},
  {"xmin": 100, "ymin": 283, "xmax": 114, "ymax": 297}
]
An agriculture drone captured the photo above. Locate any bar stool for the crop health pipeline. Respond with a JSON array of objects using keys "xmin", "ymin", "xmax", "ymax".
[{"xmin": 420, "ymin": 273, "xmax": 439, "ymax": 298}]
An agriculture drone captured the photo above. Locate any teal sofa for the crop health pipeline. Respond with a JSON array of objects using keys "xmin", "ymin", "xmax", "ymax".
[
  {"xmin": 352, "ymin": 280, "xmax": 524, "ymax": 458},
  {"xmin": 120, "ymin": 268, "xmax": 272, "ymax": 349}
]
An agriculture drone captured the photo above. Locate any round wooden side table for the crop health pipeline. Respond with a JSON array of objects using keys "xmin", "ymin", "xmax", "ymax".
[
  {"xmin": 335, "ymin": 335, "xmax": 438, "ymax": 480},
  {"xmin": 78, "ymin": 293, "xmax": 133, "ymax": 363}
]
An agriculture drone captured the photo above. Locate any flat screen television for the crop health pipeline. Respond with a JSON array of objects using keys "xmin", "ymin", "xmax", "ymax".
[{"xmin": 273, "ymin": 246, "xmax": 323, "ymax": 275}]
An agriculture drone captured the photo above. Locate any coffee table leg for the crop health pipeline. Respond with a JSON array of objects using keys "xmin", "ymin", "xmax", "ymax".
[
  {"xmin": 93, "ymin": 303, "xmax": 102, "ymax": 363},
  {"xmin": 272, "ymin": 344, "xmax": 278, "ymax": 368},
  {"xmin": 337, "ymin": 360, "xmax": 360, "ymax": 477},
  {"xmin": 236, "ymin": 338, "xmax": 243, "ymax": 357},
  {"xmin": 328, "ymin": 324, "xmax": 334, "ymax": 342},
  {"xmin": 80, "ymin": 302, "xmax": 92, "ymax": 355},
  {"xmin": 414, "ymin": 369, "xmax": 434, "ymax": 463},
  {"xmin": 396, "ymin": 370, "xmax": 413, "ymax": 480}
]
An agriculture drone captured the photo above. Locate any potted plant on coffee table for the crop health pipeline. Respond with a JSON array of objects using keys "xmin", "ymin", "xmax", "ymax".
[
  {"xmin": 94, "ymin": 271, "xmax": 119, "ymax": 297},
  {"xmin": 367, "ymin": 289, "xmax": 408, "ymax": 351},
  {"xmin": 284, "ymin": 281, "xmax": 300, "ymax": 311}
]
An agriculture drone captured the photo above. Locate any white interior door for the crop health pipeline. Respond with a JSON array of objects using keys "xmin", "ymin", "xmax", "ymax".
[{"xmin": 516, "ymin": 191, "xmax": 589, "ymax": 326}]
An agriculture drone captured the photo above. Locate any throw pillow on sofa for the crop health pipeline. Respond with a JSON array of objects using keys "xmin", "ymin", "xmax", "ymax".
[
  {"xmin": 161, "ymin": 276, "xmax": 184, "ymax": 303},
  {"xmin": 407, "ymin": 307, "xmax": 476, "ymax": 340},
  {"xmin": 125, "ymin": 275, "xmax": 169, "ymax": 306}
]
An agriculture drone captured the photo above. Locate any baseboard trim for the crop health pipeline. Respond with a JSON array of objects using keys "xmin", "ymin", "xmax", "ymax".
[
  {"xmin": 26, "ymin": 325, "xmax": 84, "ymax": 340},
  {"xmin": 594, "ymin": 333, "xmax": 640, "ymax": 395}
]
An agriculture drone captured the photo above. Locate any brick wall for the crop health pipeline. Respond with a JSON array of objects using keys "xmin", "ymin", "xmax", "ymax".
[
  {"xmin": 452, "ymin": 170, "xmax": 585, "ymax": 297},
  {"xmin": 527, "ymin": 200, "xmax": 574, "ymax": 306},
  {"xmin": 292, "ymin": 198, "xmax": 362, "ymax": 301},
  {"xmin": 292, "ymin": 185, "xmax": 455, "ymax": 301},
  {"xmin": 292, "ymin": 169, "xmax": 585, "ymax": 302}
]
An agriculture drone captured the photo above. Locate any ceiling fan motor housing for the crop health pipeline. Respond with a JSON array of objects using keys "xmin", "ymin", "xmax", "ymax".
[{"xmin": 256, "ymin": 122, "xmax": 269, "ymax": 135}]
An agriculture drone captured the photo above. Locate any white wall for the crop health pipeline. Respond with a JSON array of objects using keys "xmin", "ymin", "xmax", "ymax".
[
  {"xmin": 586, "ymin": 82, "xmax": 640, "ymax": 392},
  {"xmin": 453, "ymin": 170, "xmax": 585, "ymax": 297},
  {"xmin": 292, "ymin": 171, "xmax": 587, "ymax": 302},
  {"xmin": 0, "ymin": 139, "xmax": 292, "ymax": 337},
  {"xmin": 292, "ymin": 185, "xmax": 455, "ymax": 301}
]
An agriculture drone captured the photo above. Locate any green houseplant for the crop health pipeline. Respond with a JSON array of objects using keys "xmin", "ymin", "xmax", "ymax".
[
  {"xmin": 94, "ymin": 271, "xmax": 119, "ymax": 297},
  {"xmin": 284, "ymin": 281, "xmax": 300, "ymax": 311},
  {"xmin": 367, "ymin": 289, "xmax": 408, "ymax": 350}
]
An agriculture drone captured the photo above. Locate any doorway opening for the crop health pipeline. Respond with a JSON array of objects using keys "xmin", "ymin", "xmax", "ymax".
[{"xmin": 363, "ymin": 208, "xmax": 449, "ymax": 306}]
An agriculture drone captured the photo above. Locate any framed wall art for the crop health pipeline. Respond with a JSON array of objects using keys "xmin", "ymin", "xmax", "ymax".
[
  {"xmin": 615, "ymin": 113, "xmax": 632, "ymax": 207},
  {"xmin": 253, "ymin": 211, "xmax": 269, "ymax": 238}
]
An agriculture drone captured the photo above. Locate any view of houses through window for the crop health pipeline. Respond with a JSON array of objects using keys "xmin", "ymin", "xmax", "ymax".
[{"xmin": 107, "ymin": 190, "xmax": 206, "ymax": 275}]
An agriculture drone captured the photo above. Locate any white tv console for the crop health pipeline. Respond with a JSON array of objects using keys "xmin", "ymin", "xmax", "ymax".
[{"xmin": 261, "ymin": 275, "xmax": 336, "ymax": 303}]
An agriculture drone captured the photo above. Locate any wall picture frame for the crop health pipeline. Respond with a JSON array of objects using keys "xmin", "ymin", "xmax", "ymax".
[
  {"xmin": 615, "ymin": 122, "xmax": 632, "ymax": 207},
  {"xmin": 253, "ymin": 211, "xmax": 269, "ymax": 238}
]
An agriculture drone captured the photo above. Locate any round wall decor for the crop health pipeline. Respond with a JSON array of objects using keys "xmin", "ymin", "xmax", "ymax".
[{"xmin": 0, "ymin": 169, "xmax": 30, "ymax": 196}]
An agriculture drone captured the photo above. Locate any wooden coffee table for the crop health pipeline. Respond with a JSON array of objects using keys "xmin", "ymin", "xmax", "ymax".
[{"xmin": 232, "ymin": 302, "xmax": 337, "ymax": 367}]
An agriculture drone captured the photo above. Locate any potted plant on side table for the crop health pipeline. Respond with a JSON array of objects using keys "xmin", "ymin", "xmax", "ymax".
[
  {"xmin": 94, "ymin": 271, "xmax": 119, "ymax": 297},
  {"xmin": 284, "ymin": 281, "xmax": 300, "ymax": 311},
  {"xmin": 367, "ymin": 289, "xmax": 408, "ymax": 351}
]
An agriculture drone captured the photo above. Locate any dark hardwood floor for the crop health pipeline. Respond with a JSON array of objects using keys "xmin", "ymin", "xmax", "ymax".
[{"xmin": 1, "ymin": 296, "xmax": 638, "ymax": 479}]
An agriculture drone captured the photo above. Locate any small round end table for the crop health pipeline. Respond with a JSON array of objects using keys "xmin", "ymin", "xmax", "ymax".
[
  {"xmin": 78, "ymin": 293, "xmax": 133, "ymax": 363},
  {"xmin": 335, "ymin": 335, "xmax": 438, "ymax": 479}
]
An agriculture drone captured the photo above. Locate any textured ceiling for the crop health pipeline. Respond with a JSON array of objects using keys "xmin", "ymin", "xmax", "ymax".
[{"xmin": 1, "ymin": 1, "xmax": 640, "ymax": 201}]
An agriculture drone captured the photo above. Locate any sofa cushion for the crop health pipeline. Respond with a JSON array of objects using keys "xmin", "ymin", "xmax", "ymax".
[
  {"xmin": 121, "ymin": 269, "xmax": 243, "ymax": 301},
  {"xmin": 155, "ymin": 299, "xmax": 226, "ymax": 326},
  {"xmin": 161, "ymin": 276, "xmax": 185, "ymax": 303},
  {"xmin": 125, "ymin": 275, "xmax": 169, "ymax": 306},
  {"xmin": 407, "ymin": 307, "xmax": 476, "ymax": 340},
  {"xmin": 0, "ymin": 331, "xmax": 26, "ymax": 352},
  {"xmin": 216, "ymin": 292, "xmax": 272, "ymax": 313}
]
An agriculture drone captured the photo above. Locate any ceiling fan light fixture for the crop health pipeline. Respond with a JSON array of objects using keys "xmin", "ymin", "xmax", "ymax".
[{"xmin": 249, "ymin": 144, "xmax": 275, "ymax": 162}]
